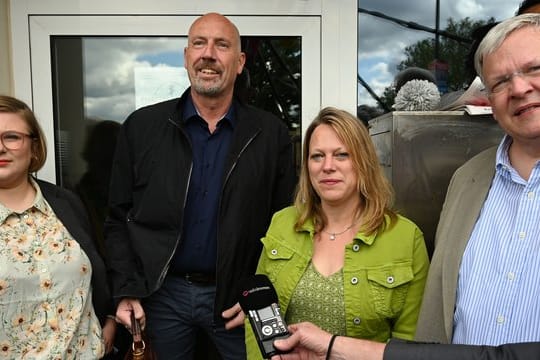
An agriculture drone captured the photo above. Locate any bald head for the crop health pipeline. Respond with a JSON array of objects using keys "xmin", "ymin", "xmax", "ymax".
[
  {"xmin": 188, "ymin": 13, "xmax": 242, "ymax": 51},
  {"xmin": 184, "ymin": 12, "xmax": 246, "ymax": 101}
]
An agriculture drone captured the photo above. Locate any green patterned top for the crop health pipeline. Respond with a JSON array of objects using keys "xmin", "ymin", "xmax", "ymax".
[{"xmin": 285, "ymin": 262, "xmax": 347, "ymax": 335}]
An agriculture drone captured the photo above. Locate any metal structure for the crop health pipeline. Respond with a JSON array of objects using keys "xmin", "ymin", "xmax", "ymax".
[{"xmin": 369, "ymin": 111, "xmax": 504, "ymax": 257}]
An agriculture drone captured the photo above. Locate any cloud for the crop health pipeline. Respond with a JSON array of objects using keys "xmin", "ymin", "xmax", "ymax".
[
  {"xmin": 453, "ymin": 0, "xmax": 485, "ymax": 18},
  {"xmin": 82, "ymin": 37, "xmax": 186, "ymax": 121},
  {"xmin": 84, "ymin": 93, "xmax": 135, "ymax": 122},
  {"xmin": 357, "ymin": 0, "xmax": 516, "ymax": 107}
]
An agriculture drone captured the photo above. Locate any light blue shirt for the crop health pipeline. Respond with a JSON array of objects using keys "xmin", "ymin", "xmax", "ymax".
[{"xmin": 453, "ymin": 135, "xmax": 540, "ymax": 345}]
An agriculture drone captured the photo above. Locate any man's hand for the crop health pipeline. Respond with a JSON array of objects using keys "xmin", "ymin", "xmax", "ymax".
[
  {"xmin": 271, "ymin": 322, "xmax": 386, "ymax": 360},
  {"xmin": 116, "ymin": 298, "xmax": 145, "ymax": 330},
  {"xmin": 222, "ymin": 302, "xmax": 245, "ymax": 330}
]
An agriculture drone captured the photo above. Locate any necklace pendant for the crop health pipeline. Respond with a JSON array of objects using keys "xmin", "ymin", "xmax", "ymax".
[{"xmin": 330, "ymin": 233, "xmax": 336, "ymax": 240}]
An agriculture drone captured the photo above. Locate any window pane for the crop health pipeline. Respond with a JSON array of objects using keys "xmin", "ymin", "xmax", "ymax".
[{"xmin": 51, "ymin": 35, "xmax": 301, "ymax": 256}]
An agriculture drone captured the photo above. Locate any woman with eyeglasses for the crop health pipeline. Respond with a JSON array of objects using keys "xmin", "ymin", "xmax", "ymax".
[{"xmin": 0, "ymin": 95, "xmax": 116, "ymax": 358}]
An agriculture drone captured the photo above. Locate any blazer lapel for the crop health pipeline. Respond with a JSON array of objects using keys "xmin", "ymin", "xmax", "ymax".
[{"xmin": 441, "ymin": 148, "xmax": 496, "ymax": 340}]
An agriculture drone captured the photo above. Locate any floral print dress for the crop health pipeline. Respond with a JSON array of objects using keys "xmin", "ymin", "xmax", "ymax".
[{"xmin": 0, "ymin": 184, "xmax": 103, "ymax": 359}]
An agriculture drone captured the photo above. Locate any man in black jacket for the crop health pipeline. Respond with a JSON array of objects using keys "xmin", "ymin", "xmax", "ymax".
[{"xmin": 105, "ymin": 12, "xmax": 296, "ymax": 360}]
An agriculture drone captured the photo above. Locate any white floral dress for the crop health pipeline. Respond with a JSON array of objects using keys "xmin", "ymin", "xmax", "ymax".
[{"xmin": 0, "ymin": 183, "xmax": 104, "ymax": 359}]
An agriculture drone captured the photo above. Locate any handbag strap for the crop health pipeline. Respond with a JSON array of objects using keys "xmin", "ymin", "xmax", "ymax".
[{"xmin": 130, "ymin": 311, "xmax": 146, "ymax": 354}]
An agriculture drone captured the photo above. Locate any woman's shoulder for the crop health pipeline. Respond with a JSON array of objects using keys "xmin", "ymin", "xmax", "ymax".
[
  {"xmin": 266, "ymin": 206, "xmax": 305, "ymax": 239},
  {"xmin": 386, "ymin": 213, "xmax": 423, "ymax": 235},
  {"xmin": 270, "ymin": 205, "xmax": 299, "ymax": 223}
]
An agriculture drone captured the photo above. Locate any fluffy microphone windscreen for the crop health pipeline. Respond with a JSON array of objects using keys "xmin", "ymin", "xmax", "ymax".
[{"xmin": 393, "ymin": 79, "xmax": 441, "ymax": 111}]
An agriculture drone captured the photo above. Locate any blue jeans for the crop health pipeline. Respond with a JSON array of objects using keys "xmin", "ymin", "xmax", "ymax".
[{"xmin": 143, "ymin": 275, "xmax": 246, "ymax": 360}]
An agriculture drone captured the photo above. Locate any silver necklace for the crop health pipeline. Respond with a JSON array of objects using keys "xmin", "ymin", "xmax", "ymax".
[{"xmin": 322, "ymin": 224, "xmax": 355, "ymax": 240}]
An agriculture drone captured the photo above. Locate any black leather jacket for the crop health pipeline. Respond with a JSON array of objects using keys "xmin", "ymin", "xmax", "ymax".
[{"xmin": 104, "ymin": 89, "xmax": 296, "ymax": 322}]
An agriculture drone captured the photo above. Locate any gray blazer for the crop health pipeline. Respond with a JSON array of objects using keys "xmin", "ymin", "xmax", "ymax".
[{"xmin": 415, "ymin": 146, "xmax": 497, "ymax": 343}]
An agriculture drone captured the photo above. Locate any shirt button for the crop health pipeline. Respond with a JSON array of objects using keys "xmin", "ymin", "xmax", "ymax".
[
  {"xmin": 271, "ymin": 249, "xmax": 278, "ymax": 256},
  {"xmin": 519, "ymin": 231, "xmax": 526, "ymax": 239},
  {"xmin": 353, "ymin": 317, "xmax": 361, "ymax": 325},
  {"xmin": 507, "ymin": 272, "xmax": 515, "ymax": 281},
  {"xmin": 23, "ymin": 214, "xmax": 29, "ymax": 219},
  {"xmin": 41, "ymin": 268, "xmax": 47, "ymax": 273},
  {"xmin": 352, "ymin": 244, "xmax": 360, "ymax": 252},
  {"xmin": 386, "ymin": 276, "xmax": 395, "ymax": 284},
  {"xmin": 351, "ymin": 277, "xmax": 358, "ymax": 285},
  {"xmin": 496, "ymin": 315, "xmax": 505, "ymax": 324},
  {"xmin": 528, "ymin": 191, "xmax": 535, "ymax": 199}
]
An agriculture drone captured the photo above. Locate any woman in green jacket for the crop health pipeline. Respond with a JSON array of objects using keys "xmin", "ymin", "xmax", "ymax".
[{"xmin": 244, "ymin": 107, "xmax": 429, "ymax": 359}]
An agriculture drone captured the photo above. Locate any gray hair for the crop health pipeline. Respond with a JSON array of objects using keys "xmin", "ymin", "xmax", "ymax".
[{"xmin": 474, "ymin": 13, "xmax": 540, "ymax": 81}]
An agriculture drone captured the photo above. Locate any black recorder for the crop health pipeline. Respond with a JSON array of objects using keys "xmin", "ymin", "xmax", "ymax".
[{"xmin": 238, "ymin": 274, "xmax": 290, "ymax": 359}]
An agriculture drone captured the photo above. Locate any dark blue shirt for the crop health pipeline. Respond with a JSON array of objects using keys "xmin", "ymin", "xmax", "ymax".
[{"xmin": 171, "ymin": 95, "xmax": 235, "ymax": 274}]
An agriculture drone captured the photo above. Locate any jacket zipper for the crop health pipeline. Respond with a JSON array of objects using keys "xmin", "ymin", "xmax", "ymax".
[
  {"xmin": 214, "ymin": 129, "xmax": 261, "ymax": 281},
  {"xmin": 153, "ymin": 117, "xmax": 193, "ymax": 292}
]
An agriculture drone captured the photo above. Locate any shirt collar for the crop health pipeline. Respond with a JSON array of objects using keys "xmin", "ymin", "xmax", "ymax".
[
  {"xmin": 495, "ymin": 134, "xmax": 540, "ymax": 184},
  {"xmin": 495, "ymin": 134, "xmax": 516, "ymax": 180},
  {"xmin": 0, "ymin": 178, "xmax": 50, "ymax": 224},
  {"xmin": 182, "ymin": 93, "xmax": 236, "ymax": 128}
]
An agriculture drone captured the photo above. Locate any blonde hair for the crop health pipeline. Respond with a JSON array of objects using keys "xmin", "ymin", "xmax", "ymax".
[
  {"xmin": 0, "ymin": 95, "xmax": 47, "ymax": 173},
  {"xmin": 294, "ymin": 107, "xmax": 396, "ymax": 235}
]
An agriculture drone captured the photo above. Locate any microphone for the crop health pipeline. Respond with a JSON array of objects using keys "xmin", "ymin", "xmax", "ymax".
[
  {"xmin": 393, "ymin": 79, "xmax": 441, "ymax": 111},
  {"xmin": 238, "ymin": 274, "xmax": 290, "ymax": 359}
]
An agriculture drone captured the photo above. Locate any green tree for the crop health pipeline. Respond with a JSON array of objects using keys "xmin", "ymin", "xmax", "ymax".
[{"xmin": 378, "ymin": 16, "xmax": 496, "ymax": 112}]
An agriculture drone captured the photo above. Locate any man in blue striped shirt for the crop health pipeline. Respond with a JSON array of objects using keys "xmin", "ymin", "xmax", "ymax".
[{"xmin": 416, "ymin": 13, "xmax": 540, "ymax": 347}]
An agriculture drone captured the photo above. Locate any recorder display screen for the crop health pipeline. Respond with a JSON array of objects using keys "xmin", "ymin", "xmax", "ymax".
[{"xmin": 258, "ymin": 307, "xmax": 274, "ymax": 320}]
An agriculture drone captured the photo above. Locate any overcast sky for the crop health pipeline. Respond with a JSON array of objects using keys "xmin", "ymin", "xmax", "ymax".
[
  {"xmin": 80, "ymin": 1, "xmax": 521, "ymax": 121},
  {"xmin": 83, "ymin": 37, "xmax": 186, "ymax": 121},
  {"xmin": 358, "ymin": 0, "xmax": 518, "ymax": 107}
]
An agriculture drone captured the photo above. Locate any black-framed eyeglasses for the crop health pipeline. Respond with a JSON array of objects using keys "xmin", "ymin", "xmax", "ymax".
[{"xmin": 0, "ymin": 131, "xmax": 34, "ymax": 150}]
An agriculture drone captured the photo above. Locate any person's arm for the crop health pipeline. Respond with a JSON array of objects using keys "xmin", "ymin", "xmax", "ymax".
[
  {"xmin": 272, "ymin": 322, "xmax": 540, "ymax": 360},
  {"xmin": 104, "ymin": 123, "xmax": 139, "ymax": 298},
  {"xmin": 271, "ymin": 322, "xmax": 384, "ymax": 360},
  {"xmin": 222, "ymin": 302, "xmax": 245, "ymax": 330},
  {"xmin": 391, "ymin": 226, "xmax": 430, "ymax": 339},
  {"xmin": 102, "ymin": 317, "xmax": 117, "ymax": 354},
  {"xmin": 384, "ymin": 339, "xmax": 540, "ymax": 360},
  {"xmin": 64, "ymin": 186, "xmax": 119, "ymax": 354}
]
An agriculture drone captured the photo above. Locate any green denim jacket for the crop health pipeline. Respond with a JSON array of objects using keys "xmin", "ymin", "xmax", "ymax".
[{"xmin": 245, "ymin": 206, "xmax": 429, "ymax": 359}]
